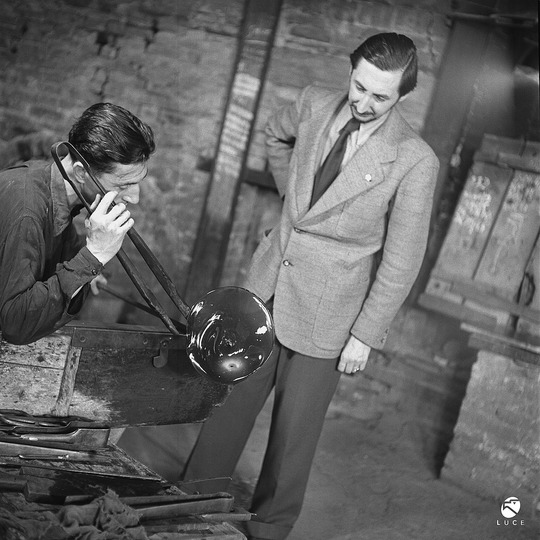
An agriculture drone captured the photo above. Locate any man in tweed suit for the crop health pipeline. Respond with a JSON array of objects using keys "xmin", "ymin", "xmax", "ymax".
[{"xmin": 183, "ymin": 33, "xmax": 439, "ymax": 540}]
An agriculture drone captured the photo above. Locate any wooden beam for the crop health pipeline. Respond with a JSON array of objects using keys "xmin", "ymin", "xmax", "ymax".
[
  {"xmin": 197, "ymin": 156, "xmax": 278, "ymax": 191},
  {"xmin": 184, "ymin": 0, "xmax": 282, "ymax": 304},
  {"xmin": 422, "ymin": 20, "xmax": 492, "ymax": 228},
  {"xmin": 411, "ymin": 19, "xmax": 517, "ymax": 301}
]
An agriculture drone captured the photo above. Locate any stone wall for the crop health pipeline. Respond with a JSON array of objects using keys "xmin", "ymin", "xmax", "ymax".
[{"xmin": 441, "ymin": 350, "xmax": 540, "ymax": 516}]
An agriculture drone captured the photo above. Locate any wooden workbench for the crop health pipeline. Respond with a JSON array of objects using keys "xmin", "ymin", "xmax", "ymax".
[
  {"xmin": 0, "ymin": 323, "xmax": 245, "ymax": 538},
  {"xmin": 0, "ymin": 444, "xmax": 246, "ymax": 539}
]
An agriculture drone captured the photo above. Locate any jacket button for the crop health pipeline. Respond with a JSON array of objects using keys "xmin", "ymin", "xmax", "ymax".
[{"xmin": 283, "ymin": 260, "xmax": 291, "ymax": 267}]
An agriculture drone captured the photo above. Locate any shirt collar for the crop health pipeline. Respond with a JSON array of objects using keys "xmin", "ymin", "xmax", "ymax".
[
  {"xmin": 49, "ymin": 164, "xmax": 77, "ymax": 236},
  {"xmin": 332, "ymin": 104, "xmax": 390, "ymax": 147}
]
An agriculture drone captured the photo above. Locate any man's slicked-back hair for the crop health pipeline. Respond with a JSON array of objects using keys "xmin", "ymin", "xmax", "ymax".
[
  {"xmin": 68, "ymin": 103, "xmax": 155, "ymax": 174},
  {"xmin": 350, "ymin": 33, "xmax": 418, "ymax": 97}
]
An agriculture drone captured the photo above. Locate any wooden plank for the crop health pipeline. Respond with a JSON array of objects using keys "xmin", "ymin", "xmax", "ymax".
[
  {"xmin": 51, "ymin": 345, "xmax": 82, "ymax": 417},
  {"xmin": 517, "ymin": 237, "xmax": 540, "ymax": 337},
  {"xmin": 0, "ymin": 333, "xmax": 71, "ymax": 368},
  {"xmin": 184, "ymin": 0, "xmax": 282, "ymax": 304},
  {"xmin": 0, "ymin": 333, "xmax": 71, "ymax": 413},
  {"xmin": 428, "ymin": 274, "xmax": 540, "ymax": 320},
  {"xmin": 461, "ymin": 323, "xmax": 540, "ymax": 353},
  {"xmin": 475, "ymin": 135, "xmax": 540, "ymax": 173},
  {"xmin": 474, "ymin": 170, "xmax": 540, "ymax": 298},
  {"xmin": 413, "ymin": 23, "xmax": 515, "ymax": 300},
  {"xmin": 21, "ymin": 465, "xmax": 169, "ymax": 503},
  {"xmin": 418, "ymin": 293, "xmax": 499, "ymax": 329},
  {"xmin": 432, "ymin": 161, "xmax": 513, "ymax": 281},
  {"xmin": 0, "ymin": 365, "xmax": 64, "ymax": 413},
  {"xmin": 468, "ymin": 334, "xmax": 540, "ymax": 366}
]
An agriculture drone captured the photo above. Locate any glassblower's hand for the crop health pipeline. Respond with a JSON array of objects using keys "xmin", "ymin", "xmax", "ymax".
[{"xmin": 85, "ymin": 192, "xmax": 134, "ymax": 265}]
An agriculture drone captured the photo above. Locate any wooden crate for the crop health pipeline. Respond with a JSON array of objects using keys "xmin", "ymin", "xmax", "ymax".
[
  {"xmin": 0, "ymin": 321, "xmax": 231, "ymax": 427},
  {"xmin": 420, "ymin": 134, "xmax": 540, "ymax": 338}
]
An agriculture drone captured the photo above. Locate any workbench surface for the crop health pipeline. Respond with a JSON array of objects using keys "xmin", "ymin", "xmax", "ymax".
[{"xmin": 0, "ymin": 444, "xmax": 246, "ymax": 539}]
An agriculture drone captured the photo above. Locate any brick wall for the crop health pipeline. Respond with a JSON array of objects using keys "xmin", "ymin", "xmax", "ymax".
[
  {"xmin": 0, "ymin": 0, "xmax": 452, "ymax": 312},
  {"xmin": 0, "ymin": 0, "xmax": 244, "ymax": 316},
  {"xmin": 246, "ymin": 0, "xmax": 451, "ymax": 171},
  {"xmin": 1, "ymin": 0, "xmax": 486, "ymax": 492}
]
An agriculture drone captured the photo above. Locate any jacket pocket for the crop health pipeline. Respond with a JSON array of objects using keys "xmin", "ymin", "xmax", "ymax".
[{"xmin": 311, "ymin": 262, "xmax": 371, "ymax": 350}]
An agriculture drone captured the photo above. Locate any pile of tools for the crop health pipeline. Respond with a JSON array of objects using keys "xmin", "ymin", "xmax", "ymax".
[{"xmin": 0, "ymin": 410, "xmax": 250, "ymax": 537}]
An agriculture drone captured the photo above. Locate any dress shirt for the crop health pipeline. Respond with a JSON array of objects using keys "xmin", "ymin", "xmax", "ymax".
[
  {"xmin": 0, "ymin": 161, "xmax": 103, "ymax": 344},
  {"xmin": 319, "ymin": 103, "xmax": 389, "ymax": 170}
]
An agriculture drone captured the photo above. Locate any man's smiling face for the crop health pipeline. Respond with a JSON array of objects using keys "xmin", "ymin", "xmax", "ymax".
[{"xmin": 348, "ymin": 58, "xmax": 405, "ymax": 123}]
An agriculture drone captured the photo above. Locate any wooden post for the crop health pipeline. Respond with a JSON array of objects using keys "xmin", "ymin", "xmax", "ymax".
[
  {"xmin": 184, "ymin": 0, "xmax": 282, "ymax": 304},
  {"xmin": 412, "ymin": 19, "xmax": 517, "ymax": 301}
]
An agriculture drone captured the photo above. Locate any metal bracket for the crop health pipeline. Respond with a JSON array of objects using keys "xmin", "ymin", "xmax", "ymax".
[{"xmin": 153, "ymin": 339, "xmax": 171, "ymax": 368}]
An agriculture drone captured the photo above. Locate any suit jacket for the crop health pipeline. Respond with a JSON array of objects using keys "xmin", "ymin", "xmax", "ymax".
[{"xmin": 243, "ymin": 85, "xmax": 439, "ymax": 358}]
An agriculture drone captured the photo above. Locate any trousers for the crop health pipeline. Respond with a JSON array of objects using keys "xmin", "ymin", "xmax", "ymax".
[{"xmin": 182, "ymin": 342, "xmax": 341, "ymax": 540}]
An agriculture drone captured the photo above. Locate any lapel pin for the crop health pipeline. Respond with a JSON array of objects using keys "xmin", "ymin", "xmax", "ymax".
[{"xmin": 365, "ymin": 174, "xmax": 372, "ymax": 182}]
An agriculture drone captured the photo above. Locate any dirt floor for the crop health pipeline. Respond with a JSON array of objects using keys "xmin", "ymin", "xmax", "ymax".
[{"xmin": 118, "ymin": 392, "xmax": 539, "ymax": 540}]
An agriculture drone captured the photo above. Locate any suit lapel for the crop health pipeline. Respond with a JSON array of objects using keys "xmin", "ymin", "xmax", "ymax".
[
  {"xmin": 301, "ymin": 108, "xmax": 402, "ymax": 219},
  {"xmin": 293, "ymin": 94, "xmax": 347, "ymax": 217}
]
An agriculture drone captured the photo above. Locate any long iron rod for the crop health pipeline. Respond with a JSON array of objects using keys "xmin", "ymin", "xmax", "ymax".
[
  {"xmin": 99, "ymin": 284, "xmax": 186, "ymax": 332},
  {"xmin": 63, "ymin": 142, "xmax": 191, "ymax": 319},
  {"xmin": 51, "ymin": 142, "xmax": 181, "ymax": 335}
]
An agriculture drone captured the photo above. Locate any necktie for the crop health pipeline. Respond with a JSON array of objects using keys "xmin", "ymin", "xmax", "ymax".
[{"xmin": 310, "ymin": 117, "xmax": 361, "ymax": 207}]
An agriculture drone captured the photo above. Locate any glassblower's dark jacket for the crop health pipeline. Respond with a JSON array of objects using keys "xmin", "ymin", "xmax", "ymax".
[{"xmin": 0, "ymin": 161, "xmax": 103, "ymax": 344}]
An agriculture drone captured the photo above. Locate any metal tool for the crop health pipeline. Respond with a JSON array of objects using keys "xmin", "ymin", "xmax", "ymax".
[
  {"xmin": 17, "ymin": 454, "xmax": 109, "ymax": 463},
  {"xmin": 98, "ymin": 284, "xmax": 186, "ymax": 331},
  {"xmin": 51, "ymin": 141, "xmax": 275, "ymax": 384},
  {"xmin": 0, "ymin": 409, "xmax": 68, "ymax": 428},
  {"xmin": 17, "ymin": 427, "xmax": 110, "ymax": 448},
  {"xmin": 0, "ymin": 410, "xmax": 107, "ymax": 434},
  {"xmin": 120, "ymin": 492, "xmax": 234, "ymax": 520},
  {"xmin": 0, "ymin": 409, "xmax": 96, "ymax": 427},
  {"xmin": 0, "ymin": 439, "xmax": 105, "ymax": 457}
]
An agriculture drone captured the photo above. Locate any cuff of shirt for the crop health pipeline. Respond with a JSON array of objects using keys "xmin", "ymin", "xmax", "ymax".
[{"xmin": 57, "ymin": 246, "xmax": 104, "ymax": 299}]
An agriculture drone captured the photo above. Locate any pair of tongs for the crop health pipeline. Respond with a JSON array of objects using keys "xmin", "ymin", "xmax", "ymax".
[{"xmin": 51, "ymin": 141, "xmax": 188, "ymax": 335}]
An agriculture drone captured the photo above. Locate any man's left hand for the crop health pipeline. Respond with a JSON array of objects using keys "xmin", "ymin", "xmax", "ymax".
[
  {"xmin": 338, "ymin": 335, "xmax": 371, "ymax": 374},
  {"xmin": 90, "ymin": 274, "xmax": 108, "ymax": 295}
]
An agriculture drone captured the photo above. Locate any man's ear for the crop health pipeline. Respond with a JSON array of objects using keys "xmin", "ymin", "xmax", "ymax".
[
  {"xmin": 72, "ymin": 161, "xmax": 87, "ymax": 185},
  {"xmin": 398, "ymin": 93, "xmax": 409, "ymax": 103}
]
